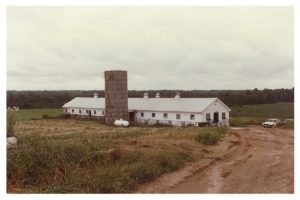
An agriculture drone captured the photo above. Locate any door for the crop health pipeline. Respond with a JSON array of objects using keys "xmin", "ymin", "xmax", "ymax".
[
  {"xmin": 213, "ymin": 112, "xmax": 219, "ymax": 123},
  {"xmin": 88, "ymin": 110, "xmax": 91, "ymax": 117},
  {"xmin": 129, "ymin": 112, "xmax": 135, "ymax": 122}
]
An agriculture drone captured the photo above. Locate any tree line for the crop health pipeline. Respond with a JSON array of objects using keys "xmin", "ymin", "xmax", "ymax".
[{"xmin": 7, "ymin": 88, "xmax": 294, "ymax": 109}]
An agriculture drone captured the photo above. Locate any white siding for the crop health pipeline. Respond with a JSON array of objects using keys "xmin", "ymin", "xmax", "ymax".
[
  {"xmin": 202, "ymin": 100, "xmax": 230, "ymax": 126},
  {"xmin": 64, "ymin": 107, "xmax": 105, "ymax": 117},
  {"xmin": 63, "ymin": 98, "xmax": 230, "ymax": 126},
  {"xmin": 135, "ymin": 111, "xmax": 203, "ymax": 126}
]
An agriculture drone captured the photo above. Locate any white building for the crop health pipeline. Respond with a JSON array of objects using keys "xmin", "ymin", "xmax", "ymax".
[{"xmin": 62, "ymin": 93, "xmax": 231, "ymax": 126}]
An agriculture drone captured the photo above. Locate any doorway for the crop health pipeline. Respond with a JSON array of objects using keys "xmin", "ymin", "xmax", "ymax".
[
  {"xmin": 213, "ymin": 112, "xmax": 219, "ymax": 123},
  {"xmin": 129, "ymin": 112, "xmax": 135, "ymax": 122}
]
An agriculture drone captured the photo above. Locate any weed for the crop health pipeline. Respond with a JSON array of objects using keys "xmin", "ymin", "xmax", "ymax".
[
  {"xmin": 194, "ymin": 127, "xmax": 227, "ymax": 145},
  {"xmin": 8, "ymin": 128, "xmax": 195, "ymax": 193},
  {"xmin": 7, "ymin": 107, "xmax": 18, "ymax": 137},
  {"xmin": 229, "ymin": 117, "xmax": 265, "ymax": 127}
]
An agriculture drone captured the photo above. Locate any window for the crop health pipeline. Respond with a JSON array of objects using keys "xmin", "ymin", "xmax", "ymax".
[
  {"xmin": 164, "ymin": 113, "xmax": 168, "ymax": 118},
  {"xmin": 72, "ymin": 109, "xmax": 74, "ymax": 113},
  {"xmin": 79, "ymin": 109, "xmax": 81, "ymax": 114},
  {"xmin": 190, "ymin": 114, "xmax": 195, "ymax": 120},
  {"xmin": 176, "ymin": 114, "xmax": 181, "ymax": 119},
  {"xmin": 222, "ymin": 112, "xmax": 226, "ymax": 119},
  {"xmin": 152, "ymin": 113, "xmax": 155, "ymax": 118},
  {"xmin": 206, "ymin": 113, "xmax": 211, "ymax": 121},
  {"xmin": 65, "ymin": 109, "xmax": 67, "ymax": 113},
  {"xmin": 94, "ymin": 110, "xmax": 96, "ymax": 114},
  {"xmin": 141, "ymin": 112, "xmax": 144, "ymax": 117},
  {"xmin": 102, "ymin": 111, "xmax": 105, "ymax": 115},
  {"xmin": 86, "ymin": 110, "xmax": 89, "ymax": 114}
]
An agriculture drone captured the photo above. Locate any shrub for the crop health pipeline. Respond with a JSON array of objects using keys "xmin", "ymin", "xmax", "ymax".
[
  {"xmin": 195, "ymin": 127, "xmax": 227, "ymax": 145},
  {"xmin": 7, "ymin": 107, "xmax": 18, "ymax": 137},
  {"xmin": 283, "ymin": 119, "xmax": 294, "ymax": 128},
  {"xmin": 229, "ymin": 117, "xmax": 265, "ymax": 127}
]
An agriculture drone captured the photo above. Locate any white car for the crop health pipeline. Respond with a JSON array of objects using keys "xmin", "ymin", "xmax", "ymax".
[{"xmin": 262, "ymin": 119, "xmax": 281, "ymax": 128}]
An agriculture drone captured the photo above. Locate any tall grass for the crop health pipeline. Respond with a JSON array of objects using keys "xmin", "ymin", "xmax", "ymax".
[
  {"xmin": 7, "ymin": 108, "xmax": 18, "ymax": 137},
  {"xmin": 194, "ymin": 127, "xmax": 227, "ymax": 145},
  {"xmin": 7, "ymin": 133, "xmax": 194, "ymax": 193},
  {"xmin": 15, "ymin": 108, "xmax": 63, "ymax": 121},
  {"xmin": 283, "ymin": 120, "xmax": 294, "ymax": 129},
  {"xmin": 229, "ymin": 117, "xmax": 265, "ymax": 127}
]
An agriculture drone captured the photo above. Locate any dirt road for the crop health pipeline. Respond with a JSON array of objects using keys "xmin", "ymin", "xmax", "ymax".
[{"xmin": 137, "ymin": 126, "xmax": 294, "ymax": 193}]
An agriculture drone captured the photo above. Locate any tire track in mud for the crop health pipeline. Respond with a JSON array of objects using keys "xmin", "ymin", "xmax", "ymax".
[
  {"xmin": 136, "ymin": 130, "xmax": 243, "ymax": 193},
  {"xmin": 136, "ymin": 126, "xmax": 294, "ymax": 193}
]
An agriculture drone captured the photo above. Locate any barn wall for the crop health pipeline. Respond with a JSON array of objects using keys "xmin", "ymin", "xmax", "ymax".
[
  {"xmin": 64, "ymin": 107, "xmax": 105, "ymax": 117},
  {"xmin": 202, "ymin": 99, "xmax": 230, "ymax": 125},
  {"xmin": 134, "ymin": 111, "xmax": 203, "ymax": 126},
  {"xmin": 63, "ymin": 99, "xmax": 230, "ymax": 126}
]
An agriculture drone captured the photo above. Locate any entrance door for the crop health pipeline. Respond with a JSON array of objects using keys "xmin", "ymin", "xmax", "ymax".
[
  {"xmin": 88, "ymin": 110, "xmax": 91, "ymax": 117},
  {"xmin": 129, "ymin": 112, "xmax": 135, "ymax": 122},
  {"xmin": 213, "ymin": 112, "xmax": 219, "ymax": 123}
]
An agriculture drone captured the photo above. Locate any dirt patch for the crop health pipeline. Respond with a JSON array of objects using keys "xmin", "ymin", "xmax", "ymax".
[{"xmin": 136, "ymin": 126, "xmax": 294, "ymax": 193}]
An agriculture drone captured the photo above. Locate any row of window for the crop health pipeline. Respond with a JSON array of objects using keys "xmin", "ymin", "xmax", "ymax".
[
  {"xmin": 67, "ymin": 109, "xmax": 105, "ymax": 115},
  {"xmin": 205, "ymin": 112, "xmax": 226, "ymax": 120},
  {"xmin": 141, "ymin": 112, "xmax": 195, "ymax": 120},
  {"xmin": 66, "ymin": 109, "xmax": 226, "ymax": 120},
  {"xmin": 140, "ymin": 112, "xmax": 226, "ymax": 120}
]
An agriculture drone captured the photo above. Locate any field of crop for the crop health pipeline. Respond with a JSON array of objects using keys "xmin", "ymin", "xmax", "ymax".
[
  {"xmin": 8, "ymin": 119, "xmax": 226, "ymax": 193},
  {"xmin": 15, "ymin": 108, "xmax": 63, "ymax": 121},
  {"xmin": 230, "ymin": 102, "xmax": 294, "ymax": 119},
  {"xmin": 229, "ymin": 102, "xmax": 294, "ymax": 127}
]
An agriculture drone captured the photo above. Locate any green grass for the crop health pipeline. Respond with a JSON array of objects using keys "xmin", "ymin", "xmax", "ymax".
[
  {"xmin": 15, "ymin": 108, "xmax": 63, "ymax": 121},
  {"xmin": 7, "ymin": 132, "xmax": 194, "ymax": 193},
  {"xmin": 194, "ymin": 127, "xmax": 227, "ymax": 145},
  {"xmin": 229, "ymin": 117, "xmax": 265, "ymax": 127},
  {"xmin": 229, "ymin": 102, "xmax": 294, "ymax": 127},
  {"xmin": 230, "ymin": 102, "xmax": 294, "ymax": 119},
  {"xmin": 8, "ymin": 119, "xmax": 227, "ymax": 193}
]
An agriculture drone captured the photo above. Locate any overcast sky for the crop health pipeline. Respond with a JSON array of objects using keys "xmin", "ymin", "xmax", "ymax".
[{"xmin": 7, "ymin": 6, "xmax": 293, "ymax": 90}]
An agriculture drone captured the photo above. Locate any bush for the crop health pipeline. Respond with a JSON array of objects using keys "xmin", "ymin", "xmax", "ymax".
[
  {"xmin": 229, "ymin": 117, "xmax": 265, "ymax": 127},
  {"xmin": 283, "ymin": 119, "xmax": 294, "ymax": 128},
  {"xmin": 42, "ymin": 114, "xmax": 57, "ymax": 119},
  {"xmin": 42, "ymin": 114, "xmax": 65, "ymax": 119},
  {"xmin": 7, "ymin": 108, "xmax": 18, "ymax": 137},
  {"xmin": 195, "ymin": 127, "xmax": 227, "ymax": 145}
]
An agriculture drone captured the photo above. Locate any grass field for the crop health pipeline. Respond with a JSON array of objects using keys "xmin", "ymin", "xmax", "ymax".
[
  {"xmin": 15, "ymin": 108, "xmax": 63, "ymax": 121},
  {"xmin": 229, "ymin": 102, "xmax": 294, "ymax": 127},
  {"xmin": 8, "ymin": 119, "xmax": 226, "ymax": 193},
  {"xmin": 230, "ymin": 102, "xmax": 294, "ymax": 119}
]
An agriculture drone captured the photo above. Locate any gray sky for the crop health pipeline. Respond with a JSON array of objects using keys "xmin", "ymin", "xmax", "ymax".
[{"xmin": 7, "ymin": 6, "xmax": 293, "ymax": 90}]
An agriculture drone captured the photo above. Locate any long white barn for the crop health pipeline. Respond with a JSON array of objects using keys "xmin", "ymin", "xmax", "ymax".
[{"xmin": 62, "ymin": 93, "xmax": 231, "ymax": 126}]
